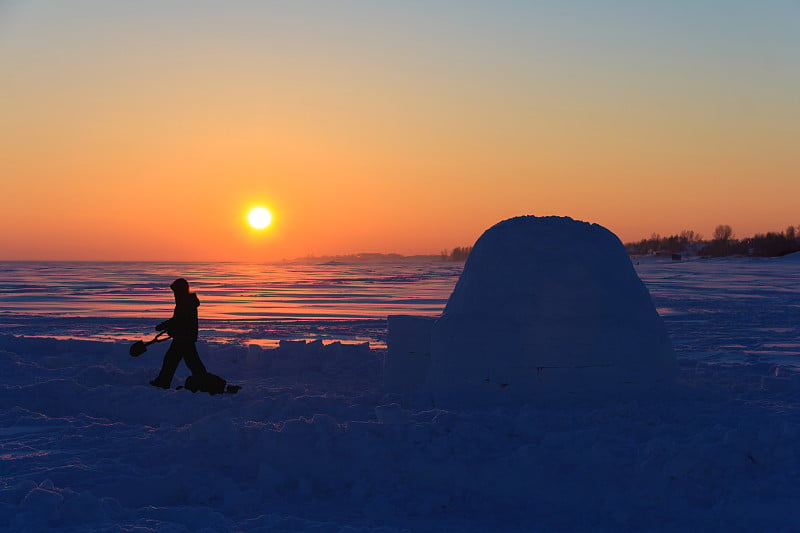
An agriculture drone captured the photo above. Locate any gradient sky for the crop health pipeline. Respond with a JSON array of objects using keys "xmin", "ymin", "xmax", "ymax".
[{"xmin": 1, "ymin": 1, "xmax": 798, "ymax": 261}]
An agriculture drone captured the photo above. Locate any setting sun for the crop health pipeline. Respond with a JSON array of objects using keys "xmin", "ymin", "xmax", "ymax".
[{"xmin": 247, "ymin": 207, "xmax": 272, "ymax": 230}]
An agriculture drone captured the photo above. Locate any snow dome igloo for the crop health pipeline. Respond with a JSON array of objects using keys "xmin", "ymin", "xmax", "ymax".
[{"xmin": 427, "ymin": 216, "xmax": 676, "ymax": 400}]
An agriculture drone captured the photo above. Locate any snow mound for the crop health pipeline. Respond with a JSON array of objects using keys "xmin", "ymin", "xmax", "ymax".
[{"xmin": 428, "ymin": 216, "xmax": 676, "ymax": 403}]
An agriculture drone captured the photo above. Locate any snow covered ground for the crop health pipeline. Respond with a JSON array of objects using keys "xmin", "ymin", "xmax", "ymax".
[{"xmin": 1, "ymin": 256, "xmax": 799, "ymax": 532}]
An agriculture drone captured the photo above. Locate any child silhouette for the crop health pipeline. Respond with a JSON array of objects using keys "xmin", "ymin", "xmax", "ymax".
[{"xmin": 149, "ymin": 278, "xmax": 208, "ymax": 389}]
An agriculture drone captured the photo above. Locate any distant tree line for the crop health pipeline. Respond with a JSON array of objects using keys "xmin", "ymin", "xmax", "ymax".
[
  {"xmin": 440, "ymin": 246, "xmax": 473, "ymax": 261},
  {"xmin": 626, "ymin": 225, "xmax": 800, "ymax": 258},
  {"xmin": 625, "ymin": 230, "xmax": 704, "ymax": 255}
]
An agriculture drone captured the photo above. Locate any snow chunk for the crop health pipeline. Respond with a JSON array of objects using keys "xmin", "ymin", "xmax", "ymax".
[
  {"xmin": 383, "ymin": 315, "xmax": 434, "ymax": 393},
  {"xmin": 428, "ymin": 216, "xmax": 676, "ymax": 402}
]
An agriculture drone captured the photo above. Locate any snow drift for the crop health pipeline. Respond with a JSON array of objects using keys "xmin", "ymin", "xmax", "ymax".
[{"xmin": 426, "ymin": 216, "xmax": 676, "ymax": 402}]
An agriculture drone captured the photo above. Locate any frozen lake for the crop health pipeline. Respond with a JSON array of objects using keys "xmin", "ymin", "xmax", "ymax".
[
  {"xmin": 0, "ymin": 256, "xmax": 798, "ymax": 531},
  {"xmin": 0, "ymin": 257, "xmax": 798, "ymax": 366},
  {"xmin": 640, "ymin": 255, "xmax": 800, "ymax": 369},
  {"xmin": 0, "ymin": 261, "xmax": 462, "ymax": 348}
]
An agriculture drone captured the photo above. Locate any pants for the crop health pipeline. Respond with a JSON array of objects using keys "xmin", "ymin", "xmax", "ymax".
[{"xmin": 154, "ymin": 338, "xmax": 207, "ymax": 386}]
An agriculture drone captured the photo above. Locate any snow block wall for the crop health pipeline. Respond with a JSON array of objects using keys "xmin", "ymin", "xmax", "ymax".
[
  {"xmin": 384, "ymin": 315, "xmax": 435, "ymax": 393},
  {"xmin": 428, "ymin": 216, "xmax": 676, "ymax": 402}
]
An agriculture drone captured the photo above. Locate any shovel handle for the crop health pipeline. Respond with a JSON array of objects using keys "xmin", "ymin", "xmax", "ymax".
[
  {"xmin": 129, "ymin": 331, "xmax": 171, "ymax": 357},
  {"xmin": 145, "ymin": 331, "xmax": 171, "ymax": 347},
  {"xmin": 144, "ymin": 331, "xmax": 170, "ymax": 346}
]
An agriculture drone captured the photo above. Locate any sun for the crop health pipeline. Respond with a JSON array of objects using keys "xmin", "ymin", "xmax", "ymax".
[{"xmin": 247, "ymin": 207, "xmax": 272, "ymax": 230}]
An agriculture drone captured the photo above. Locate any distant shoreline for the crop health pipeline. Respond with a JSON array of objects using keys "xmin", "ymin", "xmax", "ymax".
[
  {"xmin": 290, "ymin": 253, "xmax": 456, "ymax": 264},
  {"xmin": 0, "ymin": 255, "xmax": 459, "ymax": 264}
]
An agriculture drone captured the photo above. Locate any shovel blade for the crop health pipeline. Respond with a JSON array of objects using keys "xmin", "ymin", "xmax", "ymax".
[{"xmin": 129, "ymin": 340, "xmax": 147, "ymax": 357}]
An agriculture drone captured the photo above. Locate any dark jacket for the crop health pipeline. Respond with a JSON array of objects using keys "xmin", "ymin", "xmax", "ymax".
[{"xmin": 165, "ymin": 293, "xmax": 200, "ymax": 342}]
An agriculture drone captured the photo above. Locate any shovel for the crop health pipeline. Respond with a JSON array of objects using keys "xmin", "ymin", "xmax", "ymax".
[{"xmin": 129, "ymin": 331, "xmax": 170, "ymax": 357}]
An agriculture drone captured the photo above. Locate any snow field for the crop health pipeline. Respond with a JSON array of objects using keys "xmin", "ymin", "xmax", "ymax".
[{"xmin": 1, "ymin": 335, "xmax": 799, "ymax": 532}]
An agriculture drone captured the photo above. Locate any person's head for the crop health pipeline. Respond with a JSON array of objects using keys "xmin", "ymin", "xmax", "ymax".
[{"xmin": 170, "ymin": 278, "xmax": 190, "ymax": 296}]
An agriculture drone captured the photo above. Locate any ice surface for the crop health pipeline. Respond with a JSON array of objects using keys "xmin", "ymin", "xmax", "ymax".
[
  {"xmin": 2, "ymin": 255, "xmax": 800, "ymax": 531},
  {"xmin": 428, "ymin": 216, "xmax": 676, "ymax": 403}
]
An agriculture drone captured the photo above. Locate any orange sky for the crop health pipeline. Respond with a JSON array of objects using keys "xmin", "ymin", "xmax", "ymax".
[{"xmin": 1, "ymin": 2, "xmax": 798, "ymax": 261}]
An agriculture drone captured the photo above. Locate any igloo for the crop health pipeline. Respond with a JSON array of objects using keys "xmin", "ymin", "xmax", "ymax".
[{"xmin": 426, "ymin": 215, "xmax": 676, "ymax": 401}]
